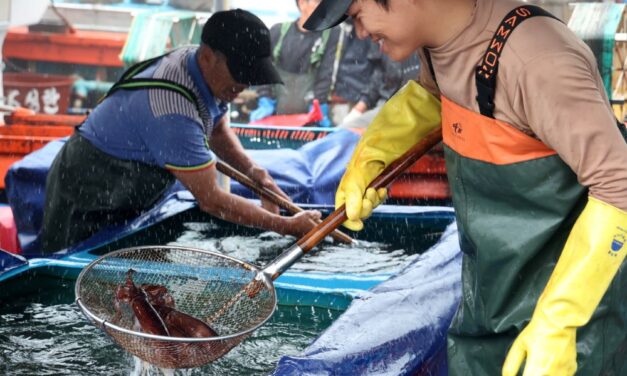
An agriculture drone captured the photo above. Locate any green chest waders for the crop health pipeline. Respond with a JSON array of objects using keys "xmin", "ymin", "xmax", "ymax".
[
  {"xmin": 41, "ymin": 134, "xmax": 175, "ymax": 254},
  {"xmin": 41, "ymin": 55, "xmax": 203, "ymax": 254},
  {"xmin": 274, "ymin": 66, "xmax": 317, "ymax": 115},
  {"xmin": 433, "ymin": 6, "xmax": 627, "ymax": 375},
  {"xmin": 272, "ymin": 22, "xmax": 330, "ymax": 115}
]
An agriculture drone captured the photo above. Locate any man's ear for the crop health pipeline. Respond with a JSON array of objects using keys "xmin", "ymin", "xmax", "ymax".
[{"xmin": 199, "ymin": 45, "xmax": 217, "ymax": 69}]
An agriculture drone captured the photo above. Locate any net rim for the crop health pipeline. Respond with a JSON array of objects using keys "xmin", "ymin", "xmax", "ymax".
[{"xmin": 74, "ymin": 245, "xmax": 277, "ymax": 343}]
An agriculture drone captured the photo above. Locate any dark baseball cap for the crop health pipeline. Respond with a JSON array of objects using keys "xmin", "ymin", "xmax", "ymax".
[
  {"xmin": 201, "ymin": 9, "xmax": 283, "ymax": 85},
  {"xmin": 304, "ymin": 0, "xmax": 352, "ymax": 31}
]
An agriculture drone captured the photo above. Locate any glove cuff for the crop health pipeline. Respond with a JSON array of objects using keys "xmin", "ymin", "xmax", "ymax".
[{"xmin": 534, "ymin": 196, "xmax": 626, "ymax": 329}]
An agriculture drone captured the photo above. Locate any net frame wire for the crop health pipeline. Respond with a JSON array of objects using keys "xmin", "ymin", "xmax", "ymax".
[{"xmin": 74, "ymin": 245, "xmax": 277, "ymax": 368}]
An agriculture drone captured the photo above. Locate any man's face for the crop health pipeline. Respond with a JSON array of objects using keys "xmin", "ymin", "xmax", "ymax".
[
  {"xmin": 199, "ymin": 48, "xmax": 248, "ymax": 102},
  {"xmin": 347, "ymin": 0, "xmax": 423, "ymax": 61}
]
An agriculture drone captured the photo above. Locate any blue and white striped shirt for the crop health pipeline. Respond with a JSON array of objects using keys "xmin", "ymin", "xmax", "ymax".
[{"xmin": 79, "ymin": 48, "xmax": 228, "ymax": 171}]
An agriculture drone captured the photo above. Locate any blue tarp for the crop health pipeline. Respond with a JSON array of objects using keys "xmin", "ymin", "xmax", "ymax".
[
  {"xmin": 4, "ymin": 130, "xmax": 360, "ymax": 255},
  {"xmin": 272, "ymin": 223, "xmax": 462, "ymax": 376},
  {"xmin": 231, "ymin": 129, "xmax": 360, "ymax": 204},
  {"xmin": 0, "ymin": 249, "xmax": 28, "ymax": 274}
]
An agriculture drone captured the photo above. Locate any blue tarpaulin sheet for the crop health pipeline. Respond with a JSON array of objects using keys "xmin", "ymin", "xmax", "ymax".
[
  {"xmin": 0, "ymin": 249, "xmax": 28, "ymax": 274},
  {"xmin": 4, "ymin": 130, "xmax": 360, "ymax": 255},
  {"xmin": 272, "ymin": 223, "xmax": 462, "ymax": 376},
  {"xmin": 231, "ymin": 129, "xmax": 360, "ymax": 204}
]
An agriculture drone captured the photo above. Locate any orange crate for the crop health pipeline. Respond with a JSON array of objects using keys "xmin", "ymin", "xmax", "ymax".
[
  {"xmin": 389, "ymin": 175, "xmax": 451, "ymax": 201},
  {"xmin": 0, "ymin": 123, "xmax": 73, "ymax": 189}
]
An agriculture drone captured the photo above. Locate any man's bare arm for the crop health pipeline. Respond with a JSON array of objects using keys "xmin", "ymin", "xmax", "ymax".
[{"xmin": 171, "ymin": 165, "xmax": 320, "ymax": 237}]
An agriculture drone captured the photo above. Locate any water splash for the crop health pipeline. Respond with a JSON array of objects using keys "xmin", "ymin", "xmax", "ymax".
[
  {"xmin": 170, "ymin": 223, "xmax": 418, "ymax": 274},
  {"xmin": 0, "ymin": 292, "xmax": 339, "ymax": 375}
]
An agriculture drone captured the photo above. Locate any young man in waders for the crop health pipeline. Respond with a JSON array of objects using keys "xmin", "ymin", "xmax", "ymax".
[
  {"xmin": 41, "ymin": 9, "xmax": 321, "ymax": 254},
  {"xmin": 306, "ymin": 0, "xmax": 627, "ymax": 375},
  {"xmin": 249, "ymin": 0, "xmax": 340, "ymax": 127}
]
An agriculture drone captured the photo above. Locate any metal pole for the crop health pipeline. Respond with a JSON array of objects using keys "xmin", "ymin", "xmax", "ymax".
[{"xmin": 0, "ymin": 0, "xmax": 10, "ymax": 120}]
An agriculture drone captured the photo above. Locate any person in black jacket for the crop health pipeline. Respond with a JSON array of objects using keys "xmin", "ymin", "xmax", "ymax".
[
  {"xmin": 249, "ymin": 0, "xmax": 340, "ymax": 127},
  {"xmin": 41, "ymin": 10, "xmax": 321, "ymax": 253},
  {"xmin": 328, "ymin": 18, "xmax": 374, "ymax": 125},
  {"xmin": 339, "ymin": 46, "xmax": 420, "ymax": 128}
]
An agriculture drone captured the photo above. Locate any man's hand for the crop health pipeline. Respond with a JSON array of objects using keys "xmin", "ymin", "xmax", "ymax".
[
  {"xmin": 502, "ymin": 316, "xmax": 577, "ymax": 376},
  {"xmin": 502, "ymin": 197, "xmax": 627, "ymax": 376},
  {"xmin": 248, "ymin": 165, "xmax": 290, "ymax": 214},
  {"xmin": 247, "ymin": 166, "xmax": 322, "ymax": 238},
  {"xmin": 334, "ymin": 81, "xmax": 442, "ymax": 231},
  {"xmin": 336, "ymin": 173, "xmax": 387, "ymax": 231},
  {"xmin": 283, "ymin": 210, "xmax": 322, "ymax": 238}
]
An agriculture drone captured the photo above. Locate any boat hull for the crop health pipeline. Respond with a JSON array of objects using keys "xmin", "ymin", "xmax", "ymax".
[{"xmin": 0, "ymin": 204, "xmax": 455, "ymax": 311}]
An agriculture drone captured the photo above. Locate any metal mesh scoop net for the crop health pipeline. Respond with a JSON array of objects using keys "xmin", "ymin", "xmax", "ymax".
[{"xmin": 75, "ymin": 245, "xmax": 276, "ymax": 369}]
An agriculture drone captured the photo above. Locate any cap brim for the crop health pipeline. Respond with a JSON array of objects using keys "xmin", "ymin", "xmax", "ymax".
[
  {"xmin": 229, "ymin": 56, "xmax": 283, "ymax": 86},
  {"xmin": 304, "ymin": 0, "xmax": 352, "ymax": 31}
]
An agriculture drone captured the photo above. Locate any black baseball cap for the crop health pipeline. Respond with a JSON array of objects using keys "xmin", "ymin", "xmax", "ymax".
[
  {"xmin": 201, "ymin": 9, "xmax": 283, "ymax": 85},
  {"xmin": 304, "ymin": 0, "xmax": 353, "ymax": 31}
]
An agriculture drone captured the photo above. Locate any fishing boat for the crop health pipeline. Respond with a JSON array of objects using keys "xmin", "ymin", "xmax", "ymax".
[
  {"xmin": 0, "ymin": 182, "xmax": 459, "ymax": 374},
  {"xmin": 0, "ymin": 110, "xmax": 458, "ymax": 374},
  {"xmin": 0, "ymin": 126, "xmax": 455, "ymax": 297},
  {"xmin": 0, "ymin": 202, "xmax": 456, "ymax": 299},
  {"xmin": 0, "ymin": 209, "xmax": 462, "ymax": 375}
]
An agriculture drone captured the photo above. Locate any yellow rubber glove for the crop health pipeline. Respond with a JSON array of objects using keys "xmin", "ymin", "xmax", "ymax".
[
  {"xmin": 502, "ymin": 196, "xmax": 627, "ymax": 376},
  {"xmin": 335, "ymin": 81, "xmax": 441, "ymax": 231}
]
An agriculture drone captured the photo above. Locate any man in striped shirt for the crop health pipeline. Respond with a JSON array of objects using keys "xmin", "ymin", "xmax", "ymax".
[{"xmin": 41, "ymin": 9, "xmax": 321, "ymax": 253}]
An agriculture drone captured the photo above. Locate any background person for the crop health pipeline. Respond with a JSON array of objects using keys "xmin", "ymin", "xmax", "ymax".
[
  {"xmin": 305, "ymin": 0, "xmax": 627, "ymax": 375},
  {"xmin": 249, "ymin": 0, "xmax": 340, "ymax": 127},
  {"xmin": 327, "ymin": 18, "xmax": 374, "ymax": 125},
  {"xmin": 339, "ymin": 46, "xmax": 420, "ymax": 128},
  {"xmin": 41, "ymin": 9, "xmax": 321, "ymax": 254}
]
